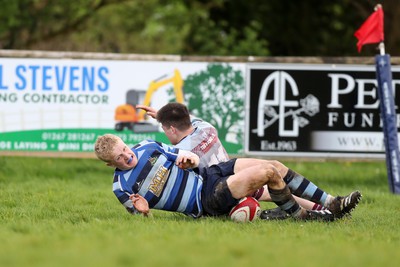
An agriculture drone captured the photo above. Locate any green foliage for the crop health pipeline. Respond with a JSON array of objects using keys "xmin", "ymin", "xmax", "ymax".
[
  {"xmin": 76, "ymin": 0, "xmax": 191, "ymax": 54},
  {"xmin": 1, "ymin": 156, "xmax": 400, "ymax": 267},
  {"xmin": 0, "ymin": 0, "xmax": 123, "ymax": 49}
]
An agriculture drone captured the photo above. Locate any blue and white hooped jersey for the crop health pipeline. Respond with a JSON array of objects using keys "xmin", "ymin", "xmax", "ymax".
[{"xmin": 112, "ymin": 140, "xmax": 203, "ymax": 218}]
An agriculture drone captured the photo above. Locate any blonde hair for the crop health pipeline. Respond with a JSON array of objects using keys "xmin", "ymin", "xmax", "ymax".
[{"xmin": 94, "ymin": 134, "xmax": 121, "ymax": 162}]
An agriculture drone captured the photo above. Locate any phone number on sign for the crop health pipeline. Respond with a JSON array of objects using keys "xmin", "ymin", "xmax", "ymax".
[{"xmin": 42, "ymin": 132, "xmax": 96, "ymax": 141}]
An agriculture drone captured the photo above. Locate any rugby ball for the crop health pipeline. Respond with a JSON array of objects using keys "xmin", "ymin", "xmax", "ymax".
[{"xmin": 229, "ymin": 197, "xmax": 261, "ymax": 223}]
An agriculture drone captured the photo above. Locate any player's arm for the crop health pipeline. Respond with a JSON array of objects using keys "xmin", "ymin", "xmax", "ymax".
[{"xmin": 113, "ymin": 175, "xmax": 149, "ymax": 217}]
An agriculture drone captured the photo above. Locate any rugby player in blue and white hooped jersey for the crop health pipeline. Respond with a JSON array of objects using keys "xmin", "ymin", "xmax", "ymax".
[
  {"xmin": 98, "ymin": 136, "xmax": 203, "ymax": 217},
  {"xmin": 95, "ymin": 133, "xmax": 361, "ymax": 221}
]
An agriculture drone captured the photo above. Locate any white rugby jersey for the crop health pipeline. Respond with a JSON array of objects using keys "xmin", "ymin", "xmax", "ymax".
[{"xmin": 175, "ymin": 118, "xmax": 229, "ymax": 168}]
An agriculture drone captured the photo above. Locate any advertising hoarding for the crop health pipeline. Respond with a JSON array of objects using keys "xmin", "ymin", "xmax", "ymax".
[
  {"xmin": 245, "ymin": 63, "xmax": 400, "ymax": 158},
  {"xmin": 0, "ymin": 58, "xmax": 245, "ymax": 155}
]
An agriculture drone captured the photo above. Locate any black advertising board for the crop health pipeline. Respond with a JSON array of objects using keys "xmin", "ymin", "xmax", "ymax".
[{"xmin": 245, "ymin": 64, "xmax": 400, "ymax": 158}]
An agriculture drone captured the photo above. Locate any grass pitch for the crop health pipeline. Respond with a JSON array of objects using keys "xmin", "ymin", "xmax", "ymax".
[{"xmin": 1, "ymin": 156, "xmax": 399, "ymax": 267}]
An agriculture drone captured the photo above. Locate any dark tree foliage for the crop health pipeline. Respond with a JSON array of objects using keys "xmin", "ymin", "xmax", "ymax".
[
  {"xmin": 0, "ymin": 0, "xmax": 398, "ymax": 57},
  {"xmin": 183, "ymin": 0, "xmax": 397, "ymax": 56}
]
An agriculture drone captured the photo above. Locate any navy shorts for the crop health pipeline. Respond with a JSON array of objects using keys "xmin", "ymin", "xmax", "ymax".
[{"xmin": 200, "ymin": 158, "xmax": 240, "ymax": 216}]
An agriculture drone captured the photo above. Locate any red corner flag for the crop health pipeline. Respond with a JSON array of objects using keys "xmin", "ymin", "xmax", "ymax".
[{"xmin": 354, "ymin": 5, "xmax": 384, "ymax": 52}]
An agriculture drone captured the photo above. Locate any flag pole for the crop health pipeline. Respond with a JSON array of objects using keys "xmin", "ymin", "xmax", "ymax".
[
  {"xmin": 354, "ymin": 3, "xmax": 400, "ymax": 193},
  {"xmin": 375, "ymin": 4, "xmax": 385, "ymax": 55},
  {"xmin": 378, "ymin": 42, "xmax": 385, "ymax": 55},
  {"xmin": 373, "ymin": 4, "xmax": 400, "ymax": 194}
]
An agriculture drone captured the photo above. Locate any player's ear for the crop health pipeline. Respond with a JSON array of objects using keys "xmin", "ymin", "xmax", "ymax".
[{"xmin": 170, "ymin": 125, "xmax": 177, "ymax": 134}]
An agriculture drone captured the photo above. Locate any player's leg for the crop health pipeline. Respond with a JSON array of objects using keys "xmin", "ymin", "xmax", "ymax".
[
  {"xmin": 234, "ymin": 159, "xmax": 335, "ymax": 205},
  {"xmin": 282, "ymin": 168, "xmax": 362, "ymax": 217},
  {"xmin": 227, "ymin": 159, "xmax": 313, "ymax": 220},
  {"xmin": 231, "ymin": 158, "xmax": 359, "ymax": 219},
  {"xmin": 232, "ymin": 158, "xmax": 331, "ymax": 210}
]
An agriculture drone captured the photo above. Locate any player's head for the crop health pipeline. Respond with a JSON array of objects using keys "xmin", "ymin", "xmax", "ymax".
[
  {"xmin": 94, "ymin": 134, "xmax": 137, "ymax": 170},
  {"xmin": 156, "ymin": 102, "xmax": 192, "ymax": 144}
]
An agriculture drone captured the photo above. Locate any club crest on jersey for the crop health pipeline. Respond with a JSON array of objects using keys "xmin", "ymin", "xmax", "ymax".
[
  {"xmin": 148, "ymin": 165, "xmax": 169, "ymax": 197},
  {"xmin": 148, "ymin": 156, "xmax": 158, "ymax": 166}
]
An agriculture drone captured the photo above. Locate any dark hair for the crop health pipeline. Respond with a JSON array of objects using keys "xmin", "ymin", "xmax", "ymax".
[{"xmin": 156, "ymin": 102, "xmax": 192, "ymax": 131}]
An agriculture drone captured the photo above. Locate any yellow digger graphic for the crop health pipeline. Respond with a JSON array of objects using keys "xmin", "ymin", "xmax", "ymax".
[{"xmin": 114, "ymin": 69, "xmax": 184, "ymax": 132}]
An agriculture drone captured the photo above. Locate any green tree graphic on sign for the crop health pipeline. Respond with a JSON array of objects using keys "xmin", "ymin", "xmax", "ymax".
[{"xmin": 170, "ymin": 63, "xmax": 244, "ymax": 153}]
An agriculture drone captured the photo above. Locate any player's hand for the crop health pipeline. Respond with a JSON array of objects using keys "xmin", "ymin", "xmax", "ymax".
[
  {"xmin": 136, "ymin": 105, "xmax": 158, "ymax": 119},
  {"xmin": 176, "ymin": 153, "xmax": 199, "ymax": 169},
  {"xmin": 129, "ymin": 194, "xmax": 150, "ymax": 216}
]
